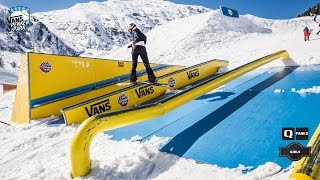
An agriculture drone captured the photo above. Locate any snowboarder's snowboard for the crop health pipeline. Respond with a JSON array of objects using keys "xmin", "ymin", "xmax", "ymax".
[
  {"xmin": 116, "ymin": 82, "xmax": 135, "ymax": 86},
  {"xmin": 137, "ymin": 81, "xmax": 169, "ymax": 87},
  {"xmin": 116, "ymin": 81, "xmax": 168, "ymax": 87}
]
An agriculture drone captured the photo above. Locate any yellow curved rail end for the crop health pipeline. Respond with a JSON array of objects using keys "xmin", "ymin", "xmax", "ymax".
[
  {"xmin": 70, "ymin": 50, "xmax": 290, "ymax": 178},
  {"xmin": 290, "ymin": 173, "xmax": 314, "ymax": 180},
  {"xmin": 290, "ymin": 124, "xmax": 320, "ymax": 180}
]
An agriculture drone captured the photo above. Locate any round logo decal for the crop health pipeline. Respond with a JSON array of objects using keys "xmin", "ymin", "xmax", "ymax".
[
  {"xmin": 168, "ymin": 77, "xmax": 176, "ymax": 88},
  {"xmin": 118, "ymin": 93, "xmax": 129, "ymax": 107},
  {"xmin": 40, "ymin": 61, "xmax": 52, "ymax": 73}
]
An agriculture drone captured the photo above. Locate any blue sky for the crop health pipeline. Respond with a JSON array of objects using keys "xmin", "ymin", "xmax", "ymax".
[{"xmin": 1, "ymin": 0, "xmax": 319, "ymax": 19}]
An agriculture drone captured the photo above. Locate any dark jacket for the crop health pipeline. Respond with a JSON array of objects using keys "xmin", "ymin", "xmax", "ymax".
[{"xmin": 131, "ymin": 28, "xmax": 146, "ymax": 45}]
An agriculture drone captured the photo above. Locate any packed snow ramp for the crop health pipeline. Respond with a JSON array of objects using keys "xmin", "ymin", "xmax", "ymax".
[{"xmin": 70, "ymin": 50, "xmax": 290, "ymax": 178}]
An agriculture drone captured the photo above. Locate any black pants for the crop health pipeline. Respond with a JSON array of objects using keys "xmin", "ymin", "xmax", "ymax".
[{"xmin": 130, "ymin": 46, "xmax": 156, "ymax": 82}]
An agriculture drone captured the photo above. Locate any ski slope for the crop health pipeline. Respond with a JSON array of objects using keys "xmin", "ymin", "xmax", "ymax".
[
  {"xmin": 109, "ymin": 10, "xmax": 320, "ymax": 69},
  {"xmin": 1, "ymin": 8, "xmax": 320, "ymax": 180}
]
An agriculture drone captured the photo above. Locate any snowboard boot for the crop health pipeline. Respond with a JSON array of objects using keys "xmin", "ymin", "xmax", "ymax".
[{"xmin": 148, "ymin": 78, "xmax": 157, "ymax": 85}]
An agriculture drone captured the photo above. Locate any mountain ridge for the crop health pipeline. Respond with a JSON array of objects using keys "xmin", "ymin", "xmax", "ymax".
[
  {"xmin": 32, "ymin": 0, "xmax": 211, "ymax": 55},
  {"xmin": 0, "ymin": 0, "xmax": 211, "ymax": 71}
]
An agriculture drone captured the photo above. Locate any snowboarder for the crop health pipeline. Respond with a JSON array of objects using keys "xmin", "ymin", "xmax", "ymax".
[
  {"xmin": 127, "ymin": 23, "xmax": 157, "ymax": 84},
  {"xmin": 303, "ymin": 27, "xmax": 311, "ymax": 41}
]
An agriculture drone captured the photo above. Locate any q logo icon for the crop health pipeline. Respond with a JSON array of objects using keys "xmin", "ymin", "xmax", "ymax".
[{"xmin": 282, "ymin": 128, "xmax": 295, "ymax": 140}]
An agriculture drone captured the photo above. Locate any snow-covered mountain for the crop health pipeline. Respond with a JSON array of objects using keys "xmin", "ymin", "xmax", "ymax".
[
  {"xmin": 0, "ymin": 5, "xmax": 78, "ymax": 72},
  {"xmin": 0, "ymin": 6, "xmax": 78, "ymax": 54},
  {"xmin": 33, "ymin": 0, "xmax": 210, "ymax": 56},
  {"xmin": 0, "ymin": 0, "xmax": 210, "ymax": 72}
]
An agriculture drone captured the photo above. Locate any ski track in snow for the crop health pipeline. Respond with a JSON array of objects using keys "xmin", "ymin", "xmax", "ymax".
[{"xmin": 2, "ymin": 1, "xmax": 320, "ymax": 179}]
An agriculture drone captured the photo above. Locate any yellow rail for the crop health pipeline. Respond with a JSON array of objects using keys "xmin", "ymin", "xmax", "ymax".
[
  {"xmin": 290, "ymin": 124, "xmax": 320, "ymax": 180},
  {"xmin": 70, "ymin": 50, "xmax": 290, "ymax": 178},
  {"xmin": 62, "ymin": 60, "xmax": 228, "ymax": 125}
]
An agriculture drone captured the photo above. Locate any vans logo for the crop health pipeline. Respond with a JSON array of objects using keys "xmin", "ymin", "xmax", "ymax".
[
  {"xmin": 8, "ymin": 6, "xmax": 30, "ymax": 32},
  {"xmin": 187, "ymin": 69, "xmax": 199, "ymax": 80},
  {"xmin": 85, "ymin": 99, "xmax": 111, "ymax": 117},
  {"xmin": 40, "ymin": 61, "xmax": 52, "ymax": 73},
  {"xmin": 135, "ymin": 86, "xmax": 154, "ymax": 98},
  {"xmin": 118, "ymin": 93, "xmax": 129, "ymax": 107},
  {"xmin": 118, "ymin": 61, "xmax": 124, "ymax": 67},
  {"xmin": 168, "ymin": 77, "xmax": 175, "ymax": 88}
]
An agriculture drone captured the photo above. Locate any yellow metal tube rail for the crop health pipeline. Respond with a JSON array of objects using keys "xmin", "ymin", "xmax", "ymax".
[
  {"xmin": 70, "ymin": 50, "xmax": 290, "ymax": 178},
  {"xmin": 290, "ymin": 124, "xmax": 320, "ymax": 180}
]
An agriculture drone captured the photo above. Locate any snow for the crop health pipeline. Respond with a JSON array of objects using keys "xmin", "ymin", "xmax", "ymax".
[
  {"xmin": 0, "ymin": 119, "xmax": 292, "ymax": 180},
  {"xmin": 1, "ymin": 1, "xmax": 320, "ymax": 179},
  {"xmin": 0, "ymin": 52, "xmax": 22, "ymax": 73},
  {"xmin": 0, "ymin": 5, "xmax": 78, "ymax": 73},
  {"xmin": 0, "ymin": 68, "xmax": 18, "ymax": 84},
  {"xmin": 32, "ymin": 0, "xmax": 210, "ymax": 56},
  {"xmin": 0, "ymin": 0, "xmax": 209, "ymax": 73},
  {"xmin": 109, "ymin": 11, "xmax": 320, "ymax": 69},
  {"xmin": 291, "ymin": 86, "xmax": 320, "ymax": 95},
  {"xmin": 274, "ymin": 89, "xmax": 284, "ymax": 93},
  {"xmin": 129, "ymin": 135, "xmax": 143, "ymax": 141},
  {"xmin": 0, "ymin": 90, "xmax": 14, "ymax": 122}
]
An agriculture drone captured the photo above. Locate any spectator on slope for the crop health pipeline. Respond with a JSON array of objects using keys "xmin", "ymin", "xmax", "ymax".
[
  {"xmin": 312, "ymin": 15, "xmax": 320, "ymax": 35},
  {"xmin": 127, "ymin": 23, "xmax": 157, "ymax": 84},
  {"xmin": 303, "ymin": 27, "xmax": 311, "ymax": 41},
  {"xmin": 316, "ymin": 23, "xmax": 320, "ymax": 35}
]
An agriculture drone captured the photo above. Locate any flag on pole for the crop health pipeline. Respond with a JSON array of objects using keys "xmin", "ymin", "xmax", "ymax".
[{"xmin": 220, "ymin": 6, "xmax": 239, "ymax": 18}]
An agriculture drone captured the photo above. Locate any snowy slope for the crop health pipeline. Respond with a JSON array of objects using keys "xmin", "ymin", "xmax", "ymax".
[
  {"xmin": 0, "ymin": 114, "xmax": 292, "ymax": 180},
  {"xmin": 2, "ymin": 4, "xmax": 320, "ymax": 180},
  {"xmin": 0, "ymin": 68, "xmax": 17, "ymax": 84},
  {"xmin": 33, "ymin": 0, "xmax": 210, "ymax": 56},
  {"xmin": 109, "ymin": 11, "xmax": 320, "ymax": 69},
  {"xmin": 0, "ymin": 5, "xmax": 9, "ymax": 32}
]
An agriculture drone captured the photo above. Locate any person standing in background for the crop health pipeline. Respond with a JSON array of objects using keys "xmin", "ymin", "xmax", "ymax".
[
  {"xmin": 316, "ymin": 23, "xmax": 320, "ymax": 35},
  {"xmin": 303, "ymin": 27, "xmax": 311, "ymax": 41}
]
